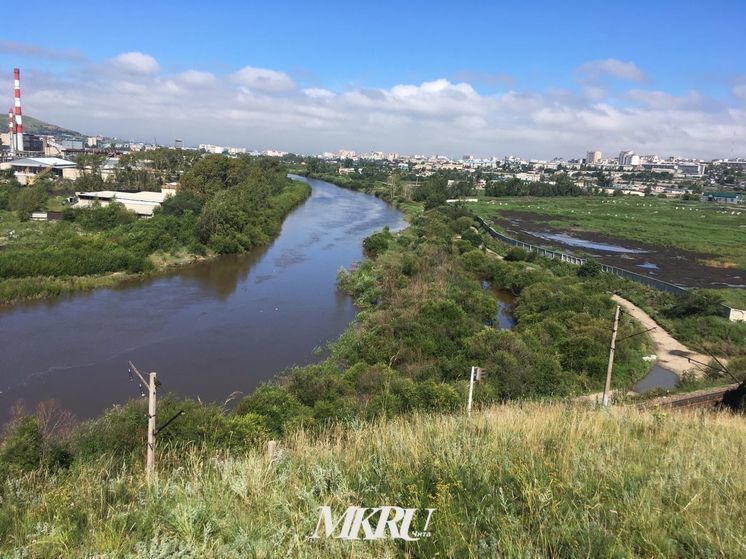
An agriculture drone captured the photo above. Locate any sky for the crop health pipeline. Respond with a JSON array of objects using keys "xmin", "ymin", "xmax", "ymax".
[{"xmin": 1, "ymin": 0, "xmax": 745, "ymax": 159}]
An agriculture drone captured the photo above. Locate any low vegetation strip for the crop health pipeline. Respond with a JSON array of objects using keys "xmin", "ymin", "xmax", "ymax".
[{"xmin": 1, "ymin": 403, "xmax": 744, "ymax": 557}]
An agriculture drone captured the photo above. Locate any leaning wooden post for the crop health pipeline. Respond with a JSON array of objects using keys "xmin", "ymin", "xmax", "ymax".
[
  {"xmin": 602, "ymin": 306, "xmax": 621, "ymax": 407},
  {"xmin": 146, "ymin": 372, "xmax": 157, "ymax": 482}
]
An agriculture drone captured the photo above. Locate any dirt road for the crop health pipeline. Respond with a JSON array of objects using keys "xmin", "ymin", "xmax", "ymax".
[{"xmin": 611, "ymin": 294, "xmax": 708, "ymax": 377}]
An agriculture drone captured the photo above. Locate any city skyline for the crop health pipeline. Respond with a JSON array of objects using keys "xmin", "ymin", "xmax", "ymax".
[{"xmin": 1, "ymin": 0, "xmax": 745, "ymax": 159}]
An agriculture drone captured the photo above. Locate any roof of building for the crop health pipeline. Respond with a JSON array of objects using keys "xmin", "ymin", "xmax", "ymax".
[
  {"xmin": 704, "ymin": 191, "xmax": 739, "ymax": 198},
  {"xmin": 76, "ymin": 190, "xmax": 169, "ymax": 204},
  {"xmin": 9, "ymin": 157, "xmax": 77, "ymax": 169}
]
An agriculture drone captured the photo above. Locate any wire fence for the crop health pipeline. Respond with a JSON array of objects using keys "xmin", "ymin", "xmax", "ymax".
[{"xmin": 475, "ymin": 215, "xmax": 744, "ymax": 320}]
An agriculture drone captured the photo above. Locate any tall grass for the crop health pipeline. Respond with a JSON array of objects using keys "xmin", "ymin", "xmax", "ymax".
[{"xmin": 2, "ymin": 403, "xmax": 744, "ymax": 557}]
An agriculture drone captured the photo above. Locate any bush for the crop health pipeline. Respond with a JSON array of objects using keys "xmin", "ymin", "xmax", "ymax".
[
  {"xmin": 504, "ymin": 247, "xmax": 530, "ymax": 261},
  {"xmin": 159, "ymin": 190, "xmax": 203, "ymax": 217},
  {"xmin": 0, "ymin": 417, "xmax": 43, "ymax": 474},
  {"xmin": 234, "ymin": 385, "xmax": 311, "ymax": 436},
  {"xmin": 577, "ymin": 259, "xmax": 602, "ymax": 277},
  {"xmin": 13, "ymin": 185, "xmax": 48, "ymax": 221},
  {"xmin": 664, "ymin": 290, "xmax": 724, "ymax": 319},
  {"xmin": 362, "ymin": 227, "xmax": 393, "ymax": 257},
  {"xmin": 461, "ymin": 229, "xmax": 482, "ymax": 247}
]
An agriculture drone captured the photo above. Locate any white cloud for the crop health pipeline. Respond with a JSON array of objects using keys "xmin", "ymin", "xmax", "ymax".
[
  {"xmin": 176, "ymin": 70, "xmax": 216, "ymax": 87},
  {"xmin": 734, "ymin": 84, "xmax": 746, "ymax": 102},
  {"xmin": 625, "ymin": 89, "xmax": 707, "ymax": 110},
  {"xmin": 230, "ymin": 66, "xmax": 295, "ymax": 92},
  {"xmin": 577, "ymin": 59, "xmax": 646, "ymax": 82},
  {"xmin": 0, "ymin": 40, "xmax": 83, "ymax": 61},
  {"xmin": 12, "ymin": 56, "xmax": 746, "ymax": 160},
  {"xmin": 111, "ymin": 51, "xmax": 160, "ymax": 75},
  {"xmin": 303, "ymin": 88, "xmax": 335, "ymax": 99}
]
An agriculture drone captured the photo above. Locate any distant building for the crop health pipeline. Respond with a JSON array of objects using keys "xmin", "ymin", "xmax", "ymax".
[
  {"xmin": 74, "ymin": 189, "xmax": 175, "ymax": 217},
  {"xmin": 586, "ymin": 150, "xmax": 602, "ymax": 164},
  {"xmin": 702, "ymin": 191, "xmax": 741, "ymax": 204},
  {"xmin": 677, "ymin": 162, "xmax": 705, "ymax": 176},
  {"xmin": 5, "ymin": 156, "xmax": 77, "ymax": 184},
  {"xmin": 618, "ymin": 151, "xmax": 640, "ymax": 166}
]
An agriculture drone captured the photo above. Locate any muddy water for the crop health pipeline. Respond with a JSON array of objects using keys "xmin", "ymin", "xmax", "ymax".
[
  {"xmin": 633, "ymin": 365, "xmax": 680, "ymax": 392},
  {"xmin": 494, "ymin": 211, "xmax": 745, "ymax": 288},
  {"xmin": 0, "ymin": 176, "xmax": 406, "ymax": 421}
]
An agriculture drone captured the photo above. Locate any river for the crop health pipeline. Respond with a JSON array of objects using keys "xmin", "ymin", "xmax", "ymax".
[{"xmin": 0, "ymin": 176, "xmax": 406, "ymax": 421}]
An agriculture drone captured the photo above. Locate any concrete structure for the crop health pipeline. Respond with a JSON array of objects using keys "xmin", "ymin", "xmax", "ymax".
[
  {"xmin": 586, "ymin": 150, "xmax": 602, "ymax": 164},
  {"xmin": 74, "ymin": 189, "xmax": 174, "ymax": 217},
  {"xmin": 677, "ymin": 162, "xmax": 705, "ymax": 176},
  {"xmin": 5, "ymin": 156, "xmax": 76, "ymax": 184}
]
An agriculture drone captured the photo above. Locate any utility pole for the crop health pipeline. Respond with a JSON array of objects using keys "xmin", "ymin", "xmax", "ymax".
[
  {"xmin": 602, "ymin": 305, "xmax": 621, "ymax": 407},
  {"xmin": 146, "ymin": 372, "xmax": 156, "ymax": 481},
  {"xmin": 467, "ymin": 366, "xmax": 484, "ymax": 417},
  {"xmin": 128, "ymin": 361, "xmax": 157, "ymax": 482}
]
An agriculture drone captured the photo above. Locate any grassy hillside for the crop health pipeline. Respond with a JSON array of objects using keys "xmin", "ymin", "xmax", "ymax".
[
  {"xmin": 1, "ymin": 403, "xmax": 744, "ymax": 557},
  {"xmin": 22, "ymin": 115, "xmax": 85, "ymax": 138}
]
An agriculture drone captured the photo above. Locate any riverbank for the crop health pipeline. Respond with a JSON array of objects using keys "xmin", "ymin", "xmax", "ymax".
[
  {"xmin": 0, "ymin": 176, "xmax": 405, "ymax": 422},
  {"xmin": 0, "ymin": 172, "xmax": 311, "ymax": 307},
  {"xmin": 303, "ymin": 171, "xmax": 424, "ymax": 219}
]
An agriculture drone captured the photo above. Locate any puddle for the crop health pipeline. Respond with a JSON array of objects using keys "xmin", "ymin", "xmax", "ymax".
[
  {"xmin": 531, "ymin": 232, "xmax": 649, "ymax": 254},
  {"xmin": 637, "ymin": 262, "xmax": 659, "ymax": 270},
  {"xmin": 633, "ymin": 365, "xmax": 680, "ymax": 392}
]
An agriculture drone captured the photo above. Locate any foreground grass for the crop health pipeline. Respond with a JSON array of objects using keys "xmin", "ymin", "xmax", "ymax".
[
  {"xmin": 2, "ymin": 403, "xmax": 745, "ymax": 558},
  {"xmin": 467, "ymin": 195, "xmax": 746, "ymax": 270}
]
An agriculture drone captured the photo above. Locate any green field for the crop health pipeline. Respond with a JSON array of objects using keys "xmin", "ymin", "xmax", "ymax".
[{"xmin": 466, "ymin": 195, "xmax": 746, "ymax": 270}]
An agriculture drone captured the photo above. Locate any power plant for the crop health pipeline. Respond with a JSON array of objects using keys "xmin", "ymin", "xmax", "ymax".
[{"xmin": 6, "ymin": 67, "xmax": 23, "ymax": 155}]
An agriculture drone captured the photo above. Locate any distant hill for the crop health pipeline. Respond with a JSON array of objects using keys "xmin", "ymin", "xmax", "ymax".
[{"xmin": 22, "ymin": 115, "xmax": 86, "ymax": 139}]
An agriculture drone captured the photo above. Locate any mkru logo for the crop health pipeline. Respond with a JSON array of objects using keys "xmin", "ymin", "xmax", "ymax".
[{"xmin": 309, "ymin": 506, "xmax": 435, "ymax": 541}]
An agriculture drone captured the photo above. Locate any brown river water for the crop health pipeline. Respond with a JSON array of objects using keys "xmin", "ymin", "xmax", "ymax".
[{"xmin": 0, "ymin": 176, "xmax": 406, "ymax": 421}]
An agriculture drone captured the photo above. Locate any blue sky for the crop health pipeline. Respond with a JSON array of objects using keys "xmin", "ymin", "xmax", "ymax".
[{"xmin": 2, "ymin": 0, "xmax": 745, "ymax": 158}]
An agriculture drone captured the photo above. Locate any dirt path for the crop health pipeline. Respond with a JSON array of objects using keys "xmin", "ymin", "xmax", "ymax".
[{"xmin": 611, "ymin": 294, "xmax": 708, "ymax": 377}]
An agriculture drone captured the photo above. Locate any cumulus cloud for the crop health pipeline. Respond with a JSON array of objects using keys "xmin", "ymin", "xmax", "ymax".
[
  {"xmin": 111, "ymin": 52, "xmax": 160, "ymax": 75},
  {"xmin": 230, "ymin": 66, "xmax": 295, "ymax": 92},
  {"xmin": 577, "ymin": 58, "xmax": 646, "ymax": 82},
  {"xmin": 11, "ymin": 55, "xmax": 746, "ymax": 160}
]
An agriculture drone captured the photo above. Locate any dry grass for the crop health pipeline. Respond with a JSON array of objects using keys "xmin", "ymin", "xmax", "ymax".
[{"xmin": 2, "ymin": 403, "xmax": 745, "ymax": 558}]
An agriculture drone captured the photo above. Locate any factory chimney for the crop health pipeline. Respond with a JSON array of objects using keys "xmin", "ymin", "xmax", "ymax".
[
  {"xmin": 7, "ymin": 107, "xmax": 13, "ymax": 155},
  {"xmin": 13, "ymin": 68, "xmax": 23, "ymax": 153}
]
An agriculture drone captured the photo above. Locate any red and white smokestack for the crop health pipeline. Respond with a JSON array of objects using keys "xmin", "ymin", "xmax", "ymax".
[
  {"xmin": 13, "ymin": 68, "xmax": 23, "ymax": 153},
  {"xmin": 7, "ymin": 107, "xmax": 13, "ymax": 154}
]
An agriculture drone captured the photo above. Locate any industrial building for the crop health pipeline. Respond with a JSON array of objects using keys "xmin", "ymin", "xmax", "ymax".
[
  {"xmin": 74, "ymin": 188, "xmax": 176, "ymax": 217},
  {"xmin": 3, "ymin": 156, "xmax": 77, "ymax": 184}
]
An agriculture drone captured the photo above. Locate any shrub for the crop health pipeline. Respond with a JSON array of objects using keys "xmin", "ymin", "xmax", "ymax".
[
  {"xmin": 664, "ymin": 290, "xmax": 724, "ymax": 318},
  {"xmin": 577, "ymin": 259, "xmax": 602, "ymax": 277},
  {"xmin": 362, "ymin": 227, "xmax": 393, "ymax": 257},
  {"xmin": 0, "ymin": 417, "xmax": 43, "ymax": 474},
  {"xmin": 504, "ymin": 247, "xmax": 530, "ymax": 261}
]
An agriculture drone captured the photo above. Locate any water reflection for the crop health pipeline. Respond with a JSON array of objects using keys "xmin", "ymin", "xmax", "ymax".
[{"xmin": 0, "ymin": 177, "xmax": 406, "ymax": 421}]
